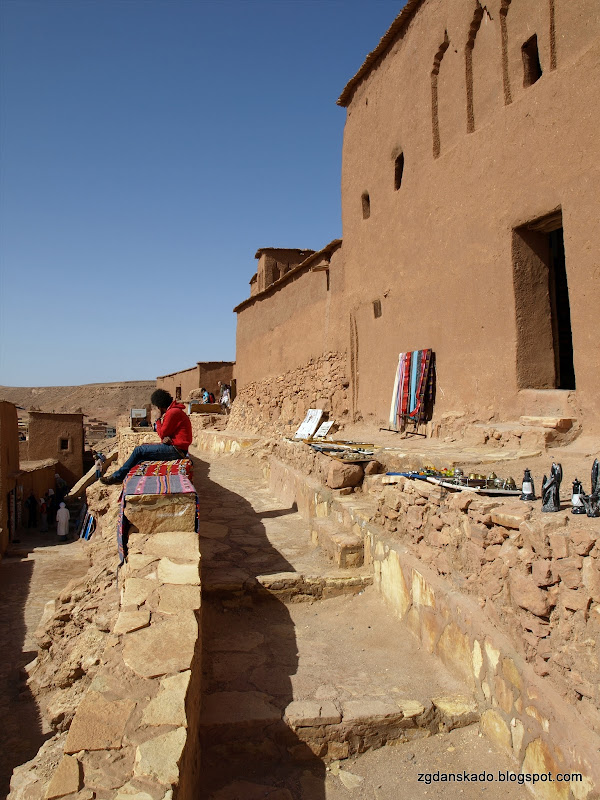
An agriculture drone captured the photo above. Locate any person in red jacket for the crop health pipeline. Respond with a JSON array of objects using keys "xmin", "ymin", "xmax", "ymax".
[{"xmin": 101, "ymin": 389, "xmax": 193, "ymax": 484}]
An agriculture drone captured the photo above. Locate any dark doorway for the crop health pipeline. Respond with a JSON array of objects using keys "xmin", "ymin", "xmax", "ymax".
[
  {"xmin": 512, "ymin": 212, "xmax": 575, "ymax": 390},
  {"xmin": 548, "ymin": 228, "xmax": 575, "ymax": 389}
]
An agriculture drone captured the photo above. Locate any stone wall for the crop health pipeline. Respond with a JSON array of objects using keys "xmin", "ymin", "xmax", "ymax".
[
  {"xmin": 118, "ymin": 427, "xmax": 160, "ymax": 461},
  {"xmin": 258, "ymin": 449, "xmax": 600, "ymax": 797},
  {"xmin": 227, "ymin": 352, "xmax": 350, "ymax": 436},
  {"xmin": 10, "ymin": 436, "xmax": 202, "ymax": 800},
  {"xmin": 371, "ymin": 477, "xmax": 600, "ymax": 734}
]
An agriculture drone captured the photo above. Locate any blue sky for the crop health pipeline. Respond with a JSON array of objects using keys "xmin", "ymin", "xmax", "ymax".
[{"xmin": 0, "ymin": 0, "xmax": 403, "ymax": 386}]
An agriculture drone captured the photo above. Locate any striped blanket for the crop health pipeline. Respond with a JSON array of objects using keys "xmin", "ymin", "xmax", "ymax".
[
  {"xmin": 117, "ymin": 459, "xmax": 198, "ymax": 564},
  {"xmin": 389, "ymin": 349, "xmax": 432, "ymax": 430}
]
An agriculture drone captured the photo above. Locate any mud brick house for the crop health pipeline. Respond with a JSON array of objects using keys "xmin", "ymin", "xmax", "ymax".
[
  {"xmin": 25, "ymin": 411, "xmax": 84, "ymax": 484},
  {"xmin": 156, "ymin": 361, "xmax": 235, "ymax": 402},
  {"xmin": 233, "ymin": 0, "xmax": 600, "ymax": 437}
]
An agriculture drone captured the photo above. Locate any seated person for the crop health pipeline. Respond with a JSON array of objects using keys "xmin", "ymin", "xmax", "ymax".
[{"xmin": 101, "ymin": 389, "xmax": 192, "ymax": 485}]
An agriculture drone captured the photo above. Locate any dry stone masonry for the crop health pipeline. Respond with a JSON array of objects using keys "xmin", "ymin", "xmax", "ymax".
[{"xmin": 228, "ymin": 353, "xmax": 349, "ymax": 436}]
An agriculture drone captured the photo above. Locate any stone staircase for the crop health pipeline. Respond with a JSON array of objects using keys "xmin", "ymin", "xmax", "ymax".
[{"xmin": 192, "ymin": 452, "xmax": 482, "ymax": 800}]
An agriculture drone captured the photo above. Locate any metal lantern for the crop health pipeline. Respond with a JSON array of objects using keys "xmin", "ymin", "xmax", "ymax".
[
  {"xmin": 571, "ymin": 478, "xmax": 586, "ymax": 514},
  {"xmin": 520, "ymin": 468, "xmax": 536, "ymax": 501}
]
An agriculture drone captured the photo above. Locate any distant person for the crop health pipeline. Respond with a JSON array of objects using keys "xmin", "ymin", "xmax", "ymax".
[
  {"xmin": 40, "ymin": 497, "xmax": 49, "ymax": 533},
  {"xmin": 201, "ymin": 388, "xmax": 209, "ymax": 404},
  {"xmin": 56, "ymin": 502, "xmax": 70, "ymax": 543},
  {"xmin": 94, "ymin": 455, "xmax": 103, "ymax": 481},
  {"xmin": 25, "ymin": 492, "xmax": 37, "ymax": 528},
  {"xmin": 221, "ymin": 384, "xmax": 231, "ymax": 414},
  {"xmin": 47, "ymin": 489, "xmax": 57, "ymax": 526},
  {"xmin": 208, "ymin": 391, "xmax": 215, "ymax": 404},
  {"xmin": 55, "ymin": 473, "xmax": 67, "ymax": 503},
  {"xmin": 101, "ymin": 389, "xmax": 192, "ymax": 485}
]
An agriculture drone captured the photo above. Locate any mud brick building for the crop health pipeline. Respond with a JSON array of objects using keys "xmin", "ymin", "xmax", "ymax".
[
  {"xmin": 156, "ymin": 361, "xmax": 235, "ymax": 402},
  {"xmin": 25, "ymin": 411, "xmax": 84, "ymax": 484},
  {"xmin": 233, "ymin": 0, "xmax": 600, "ymax": 437}
]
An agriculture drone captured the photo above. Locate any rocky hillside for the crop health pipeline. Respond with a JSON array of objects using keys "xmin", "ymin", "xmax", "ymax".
[{"xmin": 0, "ymin": 381, "xmax": 155, "ymax": 427}]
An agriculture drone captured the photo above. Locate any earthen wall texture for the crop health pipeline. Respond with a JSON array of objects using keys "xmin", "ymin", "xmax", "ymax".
[
  {"xmin": 0, "ymin": 402, "xmax": 19, "ymax": 556},
  {"xmin": 236, "ymin": 247, "xmax": 346, "ymax": 386},
  {"xmin": 157, "ymin": 363, "xmax": 234, "ymax": 401},
  {"xmin": 339, "ymin": 0, "xmax": 600, "ymax": 430},
  {"xmin": 27, "ymin": 412, "xmax": 84, "ymax": 484},
  {"xmin": 233, "ymin": 0, "xmax": 599, "ymax": 435},
  {"xmin": 157, "ymin": 366, "xmax": 199, "ymax": 402},
  {"xmin": 228, "ymin": 351, "xmax": 350, "ymax": 436},
  {"xmin": 17, "ymin": 464, "xmax": 58, "ymax": 502}
]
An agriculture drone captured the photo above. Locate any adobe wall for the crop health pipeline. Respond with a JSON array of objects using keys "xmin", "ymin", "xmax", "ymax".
[
  {"xmin": 27, "ymin": 412, "xmax": 84, "ymax": 484},
  {"xmin": 157, "ymin": 366, "xmax": 199, "ymax": 402},
  {"xmin": 197, "ymin": 362, "xmax": 234, "ymax": 396},
  {"xmin": 339, "ymin": 0, "xmax": 600, "ymax": 431},
  {"xmin": 233, "ymin": 246, "xmax": 351, "ymax": 432},
  {"xmin": 17, "ymin": 463, "xmax": 58, "ymax": 501},
  {"xmin": 0, "ymin": 401, "xmax": 19, "ymax": 557}
]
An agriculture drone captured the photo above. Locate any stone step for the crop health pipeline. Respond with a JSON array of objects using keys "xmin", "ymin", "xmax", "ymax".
[
  {"xmin": 309, "ymin": 518, "xmax": 364, "ymax": 568},
  {"xmin": 255, "ymin": 571, "xmax": 373, "ymax": 602},
  {"xmin": 200, "ymin": 690, "xmax": 479, "ymax": 764}
]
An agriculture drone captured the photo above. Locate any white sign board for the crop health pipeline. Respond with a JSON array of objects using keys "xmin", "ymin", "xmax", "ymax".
[
  {"xmin": 294, "ymin": 409, "xmax": 324, "ymax": 440},
  {"xmin": 313, "ymin": 421, "xmax": 335, "ymax": 438},
  {"xmin": 131, "ymin": 408, "xmax": 147, "ymax": 418}
]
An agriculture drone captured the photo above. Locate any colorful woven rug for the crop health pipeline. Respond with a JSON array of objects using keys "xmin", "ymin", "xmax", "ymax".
[{"xmin": 117, "ymin": 458, "xmax": 197, "ymax": 564}]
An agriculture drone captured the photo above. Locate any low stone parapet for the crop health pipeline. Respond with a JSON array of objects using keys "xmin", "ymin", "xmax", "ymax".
[
  {"xmin": 265, "ymin": 455, "xmax": 600, "ymax": 798},
  {"xmin": 191, "ymin": 427, "xmax": 261, "ymax": 455},
  {"xmin": 38, "ymin": 512, "xmax": 202, "ymax": 799}
]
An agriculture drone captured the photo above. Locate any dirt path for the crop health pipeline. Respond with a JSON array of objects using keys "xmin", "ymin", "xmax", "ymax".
[{"xmin": 0, "ymin": 533, "xmax": 89, "ymax": 797}]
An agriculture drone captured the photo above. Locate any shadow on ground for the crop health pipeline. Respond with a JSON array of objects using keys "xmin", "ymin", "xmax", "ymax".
[
  {"xmin": 191, "ymin": 454, "xmax": 326, "ymax": 800},
  {"xmin": 0, "ymin": 556, "xmax": 48, "ymax": 797}
]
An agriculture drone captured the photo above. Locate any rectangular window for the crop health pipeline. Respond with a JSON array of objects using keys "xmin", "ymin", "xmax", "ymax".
[{"xmin": 60, "ymin": 438, "xmax": 69, "ymax": 450}]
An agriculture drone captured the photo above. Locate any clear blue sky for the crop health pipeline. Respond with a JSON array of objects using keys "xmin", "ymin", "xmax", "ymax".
[{"xmin": 0, "ymin": 0, "xmax": 404, "ymax": 386}]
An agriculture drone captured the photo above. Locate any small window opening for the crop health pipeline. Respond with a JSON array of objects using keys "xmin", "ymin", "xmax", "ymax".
[
  {"xmin": 60, "ymin": 438, "xmax": 69, "ymax": 451},
  {"xmin": 373, "ymin": 299, "xmax": 382, "ymax": 319},
  {"xmin": 394, "ymin": 153, "xmax": 404, "ymax": 190},
  {"xmin": 522, "ymin": 35, "xmax": 542, "ymax": 87},
  {"xmin": 361, "ymin": 192, "xmax": 371, "ymax": 219}
]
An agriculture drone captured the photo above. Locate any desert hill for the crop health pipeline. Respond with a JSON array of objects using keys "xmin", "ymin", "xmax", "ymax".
[{"xmin": 0, "ymin": 380, "xmax": 156, "ymax": 427}]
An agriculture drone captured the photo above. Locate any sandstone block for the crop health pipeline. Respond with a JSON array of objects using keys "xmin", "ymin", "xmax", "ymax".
[
  {"xmin": 123, "ymin": 612, "xmax": 197, "ymax": 678},
  {"xmin": 364, "ymin": 460, "xmax": 384, "ymax": 475},
  {"xmin": 521, "ymin": 739, "xmax": 570, "ymax": 800},
  {"xmin": 45, "ymin": 755, "xmax": 81, "ymax": 799},
  {"xmin": 437, "ymin": 623, "xmax": 474, "ymax": 687},
  {"xmin": 114, "ymin": 609, "xmax": 151, "ymax": 635},
  {"xmin": 582, "ymin": 558, "xmax": 600, "ymax": 602},
  {"xmin": 447, "ymin": 491, "xmax": 474, "ymax": 512},
  {"xmin": 531, "ymin": 560, "xmax": 554, "ymax": 587},
  {"xmin": 406, "ymin": 505, "xmax": 425, "ymax": 529},
  {"xmin": 144, "ymin": 531, "xmax": 199, "ymax": 560},
  {"xmin": 201, "ymin": 691, "xmax": 281, "ymax": 727},
  {"xmin": 479, "ymin": 709, "xmax": 511, "ymax": 753},
  {"xmin": 520, "ymin": 521, "xmax": 550, "ymax": 557},
  {"xmin": 570, "ymin": 529, "xmax": 595, "ymax": 556},
  {"xmin": 342, "ymin": 698, "xmax": 403, "ymax": 724},
  {"xmin": 549, "ymin": 533, "xmax": 569, "ymax": 558},
  {"xmin": 158, "ymin": 584, "xmax": 201, "ymax": 614},
  {"xmin": 285, "ymin": 699, "xmax": 341, "ymax": 728},
  {"xmin": 510, "ymin": 573, "xmax": 552, "ymax": 617},
  {"xmin": 134, "ymin": 727, "xmax": 187, "ymax": 786},
  {"xmin": 157, "ymin": 558, "xmax": 200, "ymax": 585},
  {"xmin": 433, "ymin": 695, "xmax": 479, "ymax": 729},
  {"xmin": 115, "ymin": 782, "xmax": 155, "ymax": 800},
  {"xmin": 65, "ymin": 691, "xmax": 135, "ymax": 753},
  {"xmin": 558, "ymin": 565, "xmax": 581, "ymax": 590},
  {"xmin": 141, "ymin": 670, "xmax": 191, "ymax": 727},
  {"xmin": 561, "ymin": 588, "xmax": 591, "ymax": 612},
  {"xmin": 492, "ymin": 506, "xmax": 532, "ymax": 529},
  {"xmin": 327, "ymin": 461, "xmax": 364, "ymax": 489},
  {"xmin": 122, "ymin": 577, "xmax": 158, "ymax": 608},
  {"xmin": 124, "ymin": 493, "xmax": 197, "ymax": 534}
]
